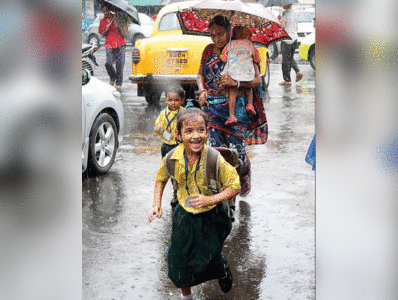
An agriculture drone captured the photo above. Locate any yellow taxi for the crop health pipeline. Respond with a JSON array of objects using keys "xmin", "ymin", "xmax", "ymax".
[
  {"xmin": 299, "ymin": 31, "xmax": 315, "ymax": 70},
  {"xmin": 129, "ymin": 1, "xmax": 270, "ymax": 105}
]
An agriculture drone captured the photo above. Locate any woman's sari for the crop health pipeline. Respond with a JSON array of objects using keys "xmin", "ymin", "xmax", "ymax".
[
  {"xmin": 201, "ymin": 44, "xmax": 268, "ymax": 144},
  {"xmin": 201, "ymin": 45, "xmax": 268, "ymax": 196}
]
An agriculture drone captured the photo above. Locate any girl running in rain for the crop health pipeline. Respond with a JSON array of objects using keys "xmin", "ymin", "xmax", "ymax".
[{"xmin": 148, "ymin": 108, "xmax": 240, "ymax": 299}]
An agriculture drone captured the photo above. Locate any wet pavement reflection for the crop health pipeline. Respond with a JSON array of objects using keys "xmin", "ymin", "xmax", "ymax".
[{"xmin": 195, "ymin": 201, "xmax": 266, "ymax": 300}]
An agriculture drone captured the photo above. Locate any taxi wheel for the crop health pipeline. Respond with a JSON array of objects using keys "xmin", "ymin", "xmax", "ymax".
[
  {"xmin": 261, "ymin": 60, "xmax": 270, "ymax": 91},
  {"xmin": 145, "ymin": 87, "xmax": 161, "ymax": 106},
  {"xmin": 132, "ymin": 33, "xmax": 144, "ymax": 46},
  {"xmin": 268, "ymin": 43, "xmax": 278, "ymax": 60},
  {"xmin": 309, "ymin": 44, "xmax": 316, "ymax": 70}
]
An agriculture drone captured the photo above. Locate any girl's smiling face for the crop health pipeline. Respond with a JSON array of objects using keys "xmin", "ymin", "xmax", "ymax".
[{"xmin": 178, "ymin": 115, "xmax": 208, "ymax": 157}]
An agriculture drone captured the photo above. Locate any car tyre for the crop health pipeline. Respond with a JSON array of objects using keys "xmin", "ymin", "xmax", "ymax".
[
  {"xmin": 132, "ymin": 33, "xmax": 145, "ymax": 46},
  {"xmin": 268, "ymin": 43, "xmax": 279, "ymax": 60},
  {"xmin": 145, "ymin": 86, "xmax": 161, "ymax": 106},
  {"xmin": 88, "ymin": 113, "xmax": 118, "ymax": 175},
  {"xmin": 88, "ymin": 33, "xmax": 100, "ymax": 48},
  {"xmin": 261, "ymin": 59, "xmax": 270, "ymax": 91},
  {"xmin": 308, "ymin": 44, "xmax": 315, "ymax": 70}
]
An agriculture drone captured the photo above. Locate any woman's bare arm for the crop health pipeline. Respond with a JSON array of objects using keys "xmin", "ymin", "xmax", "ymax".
[{"xmin": 197, "ymin": 65, "xmax": 208, "ymax": 107}]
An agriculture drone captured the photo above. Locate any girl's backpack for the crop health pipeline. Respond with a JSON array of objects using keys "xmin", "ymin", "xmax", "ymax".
[{"xmin": 164, "ymin": 146, "xmax": 243, "ymax": 221}]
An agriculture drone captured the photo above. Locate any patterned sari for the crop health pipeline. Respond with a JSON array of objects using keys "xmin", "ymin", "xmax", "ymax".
[{"xmin": 200, "ymin": 44, "xmax": 268, "ymax": 196}]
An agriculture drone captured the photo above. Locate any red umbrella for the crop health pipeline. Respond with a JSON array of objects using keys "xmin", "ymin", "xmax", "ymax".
[{"xmin": 176, "ymin": 0, "xmax": 290, "ymax": 46}]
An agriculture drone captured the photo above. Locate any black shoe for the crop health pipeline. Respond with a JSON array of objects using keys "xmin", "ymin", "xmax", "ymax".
[
  {"xmin": 218, "ymin": 264, "xmax": 233, "ymax": 293},
  {"xmin": 230, "ymin": 205, "xmax": 236, "ymax": 222}
]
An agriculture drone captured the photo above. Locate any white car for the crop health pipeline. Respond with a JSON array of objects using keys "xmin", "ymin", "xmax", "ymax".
[
  {"xmin": 297, "ymin": 8, "xmax": 315, "ymax": 46},
  {"xmin": 267, "ymin": 7, "xmax": 315, "ymax": 60},
  {"xmin": 82, "ymin": 70, "xmax": 124, "ymax": 174},
  {"xmin": 86, "ymin": 12, "xmax": 154, "ymax": 46}
]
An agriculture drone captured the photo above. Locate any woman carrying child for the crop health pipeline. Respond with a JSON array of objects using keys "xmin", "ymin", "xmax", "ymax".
[
  {"xmin": 197, "ymin": 15, "xmax": 268, "ymax": 197},
  {"xmin": 148, "ymin": 108, "xmax": 241, "ymax": 299}
]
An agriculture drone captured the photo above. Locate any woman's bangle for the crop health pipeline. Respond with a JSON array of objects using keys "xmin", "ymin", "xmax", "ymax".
[{"xmin": 200, "ymin": 89, "xmax": 207, "ymax": 94}]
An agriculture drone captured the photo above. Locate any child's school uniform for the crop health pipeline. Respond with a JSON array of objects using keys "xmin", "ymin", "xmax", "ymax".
[
  {"xmin": 220, "ymin": 39, "xmax": 261, "ymax": 82},
  {"xmin": 156, "ymin": 144, "xmax": 240, "ymax": 288},
  {"xmin": 154, "ymin": 106, "xmax": 183, "ymax": 157}
]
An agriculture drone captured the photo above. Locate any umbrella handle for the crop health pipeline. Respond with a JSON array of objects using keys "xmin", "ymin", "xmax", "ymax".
[{"xmin": 105, "ymin": 16, "xmax": 115, "ymax": 31}]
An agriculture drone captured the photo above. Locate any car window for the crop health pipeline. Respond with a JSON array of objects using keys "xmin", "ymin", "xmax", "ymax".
[
  {"xmin": 298, "ymin": 12, "xmax": 315, "ymax": 23},
  {"xmin": 158, "ymin": 12, "xmax": 181, "ymax": 31}
]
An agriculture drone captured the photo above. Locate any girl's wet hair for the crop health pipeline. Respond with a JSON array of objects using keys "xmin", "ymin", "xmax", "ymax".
[
  {"xmin": 166, "ymin": 84, "xmax": 185, "ymax": 99},
  {"xmin": 176, "ymin": 108, "xmax": 208, "ymax": 134},
  {"xmin": 209, "ymin": 15, "xmax": 231, "ymax": 32}
]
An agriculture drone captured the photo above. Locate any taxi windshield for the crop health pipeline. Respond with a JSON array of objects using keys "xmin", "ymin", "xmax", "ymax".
[{"xmin": 158, "ymin": 13, "xmax": 181, "ymax": 31}]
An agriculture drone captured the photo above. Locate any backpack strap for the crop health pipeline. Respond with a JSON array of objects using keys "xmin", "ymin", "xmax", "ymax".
[
  {"xmin": 206, "ymin": 146, "xmax": 241, "ymax": 221},
  {"xmin": 205, "ymin": 146, "xmax": 221, "ymax": 194},
  {"xmin": 164, "ymin": 148, "xmax": 176, "ymax": 178},
  {"xmin": 164, "ymin": 148, "xmax": 178, "ymax": 206},
  {"xmin": 214, "ymin": 147, "xmax": 240, "ymax": 169}
]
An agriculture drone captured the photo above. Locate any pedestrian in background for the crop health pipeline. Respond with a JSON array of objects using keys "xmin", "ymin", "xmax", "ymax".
[
  {"xmin": 154, "ymin": 84, "xmax": 185, "ymax": 158},
  {"xmin": 98, "ymin": 4, "xmax": 126, "ymax": 92},
  {"xmin": 148, "ymin": 108, "xmax": 240, "ymax": 299},
  {"xmin": 279, "ymin": 4, "xmax": 303, "ymax": 85}
]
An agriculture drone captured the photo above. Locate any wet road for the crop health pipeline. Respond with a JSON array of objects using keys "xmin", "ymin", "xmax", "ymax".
[{"xmin": 83, "ymin": 46, "xmax": 315, "ymax": 299}]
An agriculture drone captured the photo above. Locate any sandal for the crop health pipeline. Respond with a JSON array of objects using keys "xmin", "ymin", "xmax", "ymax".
[
  {"xmin": 218, "ymin": 264, "xmax": 233, "ymax": 293},
  {"xmin": 246, "ymin": 104, "xmax": 256, "ymax": 116},
  {"xmin": 225, "ymin": 115, "xmax": 237, "ymax": 126}
]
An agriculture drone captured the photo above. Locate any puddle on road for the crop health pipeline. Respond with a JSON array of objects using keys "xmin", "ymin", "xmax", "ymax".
[
  {"xmin": 122, "ymin": 104, "xmax": 165, "ymax": 156},
  {"xmin": 194, "ymin": 200, "xmax": 266, "ymax": 299},
  {"xmin": 82, "ymin": 173, "xmax": 124, "ymax": 234}
]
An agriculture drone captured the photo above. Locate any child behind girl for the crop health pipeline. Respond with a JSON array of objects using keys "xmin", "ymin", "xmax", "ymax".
[
  {"xmin": 148, "ymin": 108, "xmax": 241, "ymax": 299},
  {"xmin": 220, "ymin": 26, "xmax": 261, "ymax": 126},
  {"xmin": 154, "ymin": 84, "xmax": 185, "ymax": 157}
]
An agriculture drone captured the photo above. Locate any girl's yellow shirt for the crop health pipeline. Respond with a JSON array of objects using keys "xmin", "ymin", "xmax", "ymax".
[
  {"xmin": 153, "ymin": 106, "xmax": 184, "ymax": 145},
  {"xmin": 156, "ymin": 144, "xmax": 240, "ymax": 214}
]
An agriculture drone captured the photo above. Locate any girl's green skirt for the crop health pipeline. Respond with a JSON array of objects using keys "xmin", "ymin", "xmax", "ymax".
[{"xmin": 168, "ymin": 203, "xmax": 232, "ymax": 288}]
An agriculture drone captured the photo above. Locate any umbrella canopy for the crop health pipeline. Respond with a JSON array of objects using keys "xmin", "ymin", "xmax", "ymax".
[
  {"xmin": 102, "ymin": 0, "xmax": 140, "ymax": 24},
  {"xmin": 128, "ymin": 0, "xmax": 163, "ymax": 5},
  {"xmin": 258, "ymin": 0, "xmax": 299, "ymax": 7},
  {"xmin": 177, "ymin": 0, "xmax": 290, "ymax": 46}
]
